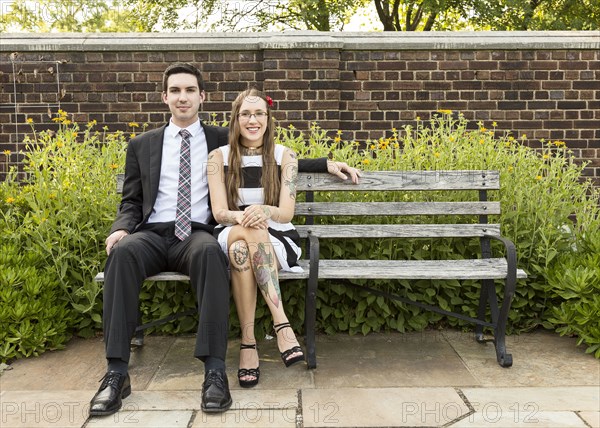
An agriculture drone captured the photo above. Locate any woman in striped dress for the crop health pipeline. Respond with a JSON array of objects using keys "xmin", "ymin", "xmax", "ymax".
[{"xmin": 207, "ymin": 88, "xmax": 305, "ymax": 388}]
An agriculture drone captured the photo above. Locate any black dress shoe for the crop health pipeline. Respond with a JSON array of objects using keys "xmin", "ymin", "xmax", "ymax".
[
  {"xmin": 201, "ymin": 369, "xmax": 232, "ymax": 413},
  {"xmin": 89, "ymin": 371, "xmax": 131, "ymax": 416}
]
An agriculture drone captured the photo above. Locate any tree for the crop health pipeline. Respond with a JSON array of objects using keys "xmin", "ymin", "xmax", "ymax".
[
  {"xmin": 0, "ymin": 0, "xmax": 149, "ymax": 32},
  {"xmin": 467, "ymin": 0, "xmax": 600, "ymax": 30},
  {"xmin": 372, "ymin": 0, "xmax": 470, "ymax": 31}
]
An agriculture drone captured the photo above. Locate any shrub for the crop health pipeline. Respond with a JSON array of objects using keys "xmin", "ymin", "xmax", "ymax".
[
  {"xmin": 2, "ymin": 112, "xmax": 597, "ymax": 360},
  {"xmin": 0, "ymin": 112, "xmax": 128, "ymax": 362},
  {"xmin": 271, "ymin": 114, "xmax": 599, "ymax": 354}
]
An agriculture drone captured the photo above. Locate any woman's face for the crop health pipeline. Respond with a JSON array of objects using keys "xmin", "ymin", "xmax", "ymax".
[{"xmin": 237, "ymin": 96, "xmax": 269, "ymax": 149}]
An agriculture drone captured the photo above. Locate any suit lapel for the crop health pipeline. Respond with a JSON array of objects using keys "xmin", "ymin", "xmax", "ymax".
[{"xmin": 147, "ymin": 124, "xmax": 167, "ymax": 207}]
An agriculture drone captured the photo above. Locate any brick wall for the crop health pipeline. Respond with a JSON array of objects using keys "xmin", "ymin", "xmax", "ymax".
[{"xmin": 1, "ymin": 32, "xmax": 599, "ymax": 184}]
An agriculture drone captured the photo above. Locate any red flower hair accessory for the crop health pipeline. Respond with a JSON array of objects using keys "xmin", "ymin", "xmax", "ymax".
[{"xmin": 266, "ymin": 95, "xmax": 274, "ymax": 107}]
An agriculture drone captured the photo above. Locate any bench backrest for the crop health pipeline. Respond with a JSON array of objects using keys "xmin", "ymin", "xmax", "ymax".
[
  {"xmin": 294, "ymin": 170, "xmax": 500, "ymax": 240},
  {"xmin": 116, "ymin": 169, "xmax": 501, "ymax": 240}
]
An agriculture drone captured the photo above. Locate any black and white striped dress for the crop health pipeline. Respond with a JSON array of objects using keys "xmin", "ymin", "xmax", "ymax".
[{"xmin": 214, "ymin": 144, "xmax": 303, "ymax": 273}]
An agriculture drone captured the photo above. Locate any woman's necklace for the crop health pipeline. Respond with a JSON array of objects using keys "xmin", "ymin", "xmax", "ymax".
[{"xmin": 242, "ymin": 145, "xmax": 263, "ymax": 155}]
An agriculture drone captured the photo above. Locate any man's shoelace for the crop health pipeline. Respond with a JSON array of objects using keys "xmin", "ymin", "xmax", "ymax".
[
  {"xmin": 204, "ymin": 371, "xmax": 225, "ymax": 390},
  {"xmin": 99, "ymin": 372, "xmax": 124, "ymax": 389}
]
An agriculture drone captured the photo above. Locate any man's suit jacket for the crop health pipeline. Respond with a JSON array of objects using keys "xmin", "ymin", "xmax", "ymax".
[{"xmin": 110, "ymin": 122, "xmax": 326, "ymax": 235}]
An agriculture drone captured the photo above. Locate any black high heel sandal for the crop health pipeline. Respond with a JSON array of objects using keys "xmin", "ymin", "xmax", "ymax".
[
  {"xmin": 274, "ymin": 322, "xmax": 305, "ymax": 367},
  {"xmin": 238, "ymin": 343, "xmax": 260, "ymax": 388}
]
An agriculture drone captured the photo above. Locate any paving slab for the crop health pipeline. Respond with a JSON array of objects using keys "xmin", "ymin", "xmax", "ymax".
[
  {"xmin": 85, "ymin": 410, "xmax": 192, "ymax": 427},
  {"xmin": 445, "ymin": 329, "xmax": 600, "ymax": 387},
  {"xmin": 193, "ymin": 404, "xmax": 298, "ymax": 427},
  {"xmin": 451, "ymin": 410, "xmax": 588, "ymax": 427},
  {"xmin": 312, "ymin": 331, "xmax": 479, "ymax": 388},
  {"xmin": 579, "ymin": 411, "xmax": 600, "ymax": 428},
  {"xmin": 301, "ymin": 387, "xmax": 470, "ymax": 427},
  {"xmin": 0, "ymin": 390, "xmax": 92, "ymax": 428},
  {"xmin": 0, "ymin": 337, "xmax": 106, "ymax": 391},
  {"xmin": 460, "ymin": 386, "xmax": 600, "ymax": 412}
]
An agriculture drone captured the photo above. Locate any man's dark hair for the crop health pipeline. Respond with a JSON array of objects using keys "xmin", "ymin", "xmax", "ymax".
[{"xmin": 162, "ymin": 63, "xmax": 205, "ymax": 92}]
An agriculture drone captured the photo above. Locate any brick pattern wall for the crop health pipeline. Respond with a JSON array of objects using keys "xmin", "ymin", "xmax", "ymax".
[{"xmin": 1, "ymin": 33, "xmax": 599, "ymax": 185}]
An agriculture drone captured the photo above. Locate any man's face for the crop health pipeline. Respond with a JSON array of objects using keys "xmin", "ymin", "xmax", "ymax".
[{"xmin": 162, "ymin": 72, "xmax": 205, "ymax": 128}]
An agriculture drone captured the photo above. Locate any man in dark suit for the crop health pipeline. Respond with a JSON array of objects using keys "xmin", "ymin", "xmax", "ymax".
[{"xmin": 89, "ymin": 63, "xmax": 359, "ymax": 416}]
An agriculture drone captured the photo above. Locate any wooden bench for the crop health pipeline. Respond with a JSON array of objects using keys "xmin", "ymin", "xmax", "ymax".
[{"xmin": 95, "ymin": 170, "xmax": 526, "ymax": 369}]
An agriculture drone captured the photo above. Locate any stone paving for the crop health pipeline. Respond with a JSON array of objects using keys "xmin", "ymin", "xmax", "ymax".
[{"xmin": 1, "ymin": 330, "xmax": 598, "ymax": 427}]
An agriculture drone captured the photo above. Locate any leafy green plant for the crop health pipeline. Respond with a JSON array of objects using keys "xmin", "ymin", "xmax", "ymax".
[
  {"xmin": 0, "ymin": 112, "xmax": 129, "ymax": 361},
  {"xmin": 274, "ymin": 114, "xmax": 599, "ymax": 353}
]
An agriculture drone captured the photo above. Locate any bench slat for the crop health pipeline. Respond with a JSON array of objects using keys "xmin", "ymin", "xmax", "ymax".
[
  {"xmin": 296, "ymin": 224, "xmax": 501, "ymax": 238},
  {"xmin": 95, "ymin": 258, "xmax": 525, "ymax": 282},
  {"xmin": 297, "ymin": 170, "xmax": 500, "ymax": 191},
  {"xmin": 315, "ymin": 259, "xmax": 528, "ymax": 280},
  {"xmin": 296, "ymin": 201, "xmax": 501, "ymax": 216},
  {"xmin": 95, "ymin": 260, "xmax": 312, "ymax": 283}
]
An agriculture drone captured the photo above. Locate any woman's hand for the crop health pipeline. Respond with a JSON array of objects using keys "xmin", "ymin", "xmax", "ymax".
[{"xmin": 241, "ymin": 205, "xmax": 270, "ymax": 229}]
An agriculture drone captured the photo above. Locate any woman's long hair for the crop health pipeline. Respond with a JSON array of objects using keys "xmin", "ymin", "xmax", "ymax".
[{"xmin": 226, "ymin": 88, "xmax": 279, "ymax": 210}]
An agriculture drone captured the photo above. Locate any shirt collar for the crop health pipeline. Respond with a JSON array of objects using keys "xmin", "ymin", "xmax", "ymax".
[{"xmin": 167, "ymin": 118, "xmax": 202, "ymax": 139}]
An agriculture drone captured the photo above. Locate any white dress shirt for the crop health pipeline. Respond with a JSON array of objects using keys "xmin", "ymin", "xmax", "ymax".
[{"xmin": 147, "ymin": 119, "xmax": 211, "ymax": 225}]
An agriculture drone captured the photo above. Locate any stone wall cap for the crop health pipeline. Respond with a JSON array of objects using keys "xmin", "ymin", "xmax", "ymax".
[{"xmin": 1, "ymin": 31, "xmax": 599, "ymax": 52}]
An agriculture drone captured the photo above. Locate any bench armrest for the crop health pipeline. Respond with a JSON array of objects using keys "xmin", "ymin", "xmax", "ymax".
[{"xmin": 483, "ymin": 234, "xmax": 518, "ymax": 287}]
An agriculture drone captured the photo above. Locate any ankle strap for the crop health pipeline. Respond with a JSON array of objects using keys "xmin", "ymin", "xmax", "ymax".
[
  {"xmin": 274, "ymin": 322, "xmax": 291, "ymax": 333},
  {"xmin": 240, "ymin": 343, "xmax": 257, "ymax": 350}
]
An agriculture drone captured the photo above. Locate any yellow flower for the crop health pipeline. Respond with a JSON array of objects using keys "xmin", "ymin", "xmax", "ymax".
[
  {"xmin": 72, "ymin": 132, "xmax": 78, "ymax": 138},
  {"xmin": 507, "ymin": 166, "xmax": 514, "ymax": 172},
  {"xmin": 370, "ymin": 144, "xmax": 375, "ymax": 150},
  {"xmin": 5, "ymin": 197, "xmax": 15, "ymax": 204},
  {"xmin": 56, "ymin": 142, "xmax": 64, "ymax": 148},
  {"xmin": 394, "ymin": 143, "xmax": 399, "ymax": 148},
  {"xmin": 336, "ymin": 130, "xmax": 342, "ymax": 136},
  {"xmin": 362, "ymin": 159, "xmax": 370, "ymax": 165},
  {"xmin": 492, "ymin": 122, "xmax": 497, "ymax": 127},
  {"xmin": 109, "ymin": 163, "xmax": 119, "ymax": 170},
  {"xmin": 26, "ymin": 118, "xmax": 34, "ymax": 124},
  {"xmin": 542, "ymin": 154, "xmax": 549, "ymax": 160},
  {"xmin": 334, "ymin": 136, "xmax": 342, "ymax": 143},
  {"xmin": 437, "ymin": 109, "xmax": 452, "ymax": 115},
  {"xmin": 479, "ymin": 139, "xmax": 485, "ymax": 144},
  {"xmin": 521, "ymin": 134, "xmax": 527, "ymax": 140},
  {"xmin": 3, "ymin": 150, "xmax": 10, "ymax": 156},
  {"xmin": 128, "ymin": 122, "xmax": 140, "ymax": 128},
  {"xmin": 392, "ymin": 128, "xmax": 397, "ymax": 132},
  {"xmin": 505, "ymin": 142, "xmax": 511, "ymax": 147},
  {"xmin": 87, "ymin": 120, "xmax": 97, "ymax": 127},
  {"xmin": 434, "ymin": 152, "xmax": 440, "ymax": 158},
  {"xmin": 130, "ymin": 133, "xmax": 136, "ymax": 139},
  {"xmin": 535, "ymin": 175, "xmax": 542, "ymax": 180},
  {"xmin": 553, "ymin": 140, "xmax": 566, "ymax": 148},
  {"xmin": 49, "ymin": 193, "xmax": 57, "ymax": 199},
  {"xmin": 480, "ymin": 127, "xmax": 487, "ymax": 132},
  {"xmin": 288, "ymin": 124, "xmax": 295, "ymax": 130},
  {"xmin": 63, "ymin": 120, "xmax": 72, "ymax": 125},
  {"xmin": 416, "ymin": 116, "xmax": 421, "ymax": 121}
]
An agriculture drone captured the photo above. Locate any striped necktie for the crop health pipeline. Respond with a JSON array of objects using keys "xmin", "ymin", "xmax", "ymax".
[{"xmin": 174, "ymin": 129, "xmax": 192, "ymax": 241}]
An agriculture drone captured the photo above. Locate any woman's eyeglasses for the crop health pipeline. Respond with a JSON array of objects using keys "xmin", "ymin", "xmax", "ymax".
[{"xmin": 238, "ymin": 111, "xmax": 268, "ymax": 121}]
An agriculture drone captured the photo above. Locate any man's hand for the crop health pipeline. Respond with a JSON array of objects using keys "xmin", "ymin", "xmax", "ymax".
[
  {"xmin": 327, "ymin": 160, "xmax": 362, "ymax": 184},
  {"xmin": 105, "ymin": 230, "xmax": 129, "ymax": 255}
]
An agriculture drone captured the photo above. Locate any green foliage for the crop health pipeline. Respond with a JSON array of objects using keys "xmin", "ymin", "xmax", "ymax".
[
  {"xmin": 1, "ymin": 111, "xmax": 597, "ymax": 359},
  {"xmin": 546, "ymin": 226, "xmax": 600, "ymax": 357},
  {"xmin": 0, "ymin": 0, "xmax": 152, "ymax": 32},
  {"xmin": 2, "ymin": 0, "xmax": 597, "ymax": 32},
  {"xmin": 0, "ymin": 243, "xmax": 73, "ymax": 362},
  {"xmin": 274, "ymin": 113, "xmax": 599, "ymax": 355},
  {"xmin": 0, "ymin": 112, "xmax": 128, "ymax": 361}
]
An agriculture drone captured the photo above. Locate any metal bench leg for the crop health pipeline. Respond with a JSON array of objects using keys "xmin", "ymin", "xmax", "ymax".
[
  {"xmin": 475, "ymin": 279, "xmax": 492, "ymax": 343},
  {"xmin": 494, "ymin": 274, "xmax": 516, "ymax": 367},
  {"xmin": 304, "ymin": 234, "xmax": 320, "ymax": 369},
  {"xmin": 131, "ymin": 311, "xmax": 144, "ymax": 347}
]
